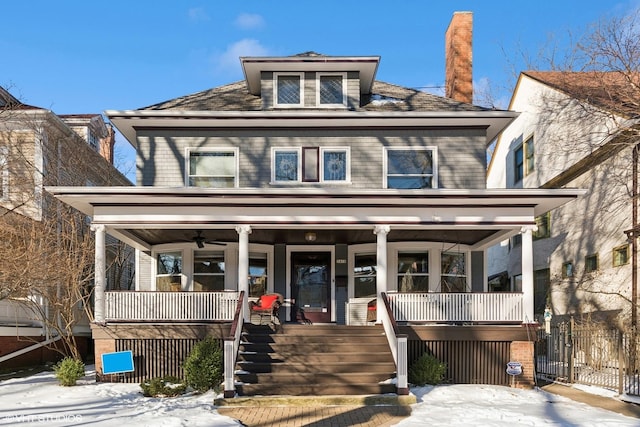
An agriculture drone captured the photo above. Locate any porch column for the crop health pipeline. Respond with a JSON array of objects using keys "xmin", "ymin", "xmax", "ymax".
[
  {"xmin": 236, "ymin": 225, "xmax": 252, "ymax": 321},
  {"xmin": 521, "ymin": 225, "xmax": 537, "ymax": 324},
  {"xmin": 92, "ymin": 224, "xmax": 106, "ymax": 324},
  {"xmin": 374, "ymin": 225, "xmax": 390, "ymax": 323}
]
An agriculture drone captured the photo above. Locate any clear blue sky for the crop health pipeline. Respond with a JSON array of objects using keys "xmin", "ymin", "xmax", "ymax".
[{"xmin": 2, "ymin": 0, "xmax": 637, "ymax": 181}]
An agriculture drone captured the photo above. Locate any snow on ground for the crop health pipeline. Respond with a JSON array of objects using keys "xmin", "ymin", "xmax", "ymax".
[{"xmin": 0, "ymin": 366, "xmax": 638, "ymax": 426}]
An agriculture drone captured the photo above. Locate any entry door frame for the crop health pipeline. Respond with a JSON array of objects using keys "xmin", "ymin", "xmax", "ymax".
[{"xmin": 285, "ymin": 245, "xmax": 335, "ymax": 323}]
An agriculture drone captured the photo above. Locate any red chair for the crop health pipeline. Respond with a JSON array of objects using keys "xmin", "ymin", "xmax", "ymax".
[{"xmin": 249, "ymin": 293, "xmax": 283, "ymax": 325}]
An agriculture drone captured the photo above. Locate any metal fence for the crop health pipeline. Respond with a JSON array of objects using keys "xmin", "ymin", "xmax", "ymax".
[{"xmin": 535, "ymin": 318, "xmax": 639, "ymax": 396}]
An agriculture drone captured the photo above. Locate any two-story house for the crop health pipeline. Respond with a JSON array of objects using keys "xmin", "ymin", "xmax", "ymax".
[
  {"xmin": 51, "ymin": 13, "xmax": 582, "ymax": 395},
  {"xmin": 487, "ymin": 71, "xmax": 636, "ymax": 329},
  {"xmin": 0, "ymin": 86, "xmax": 132, "ymax": 368}
]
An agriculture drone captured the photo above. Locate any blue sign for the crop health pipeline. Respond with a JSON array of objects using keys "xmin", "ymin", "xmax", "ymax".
[
  {"xmin": 102, "ymin": 350, "xmax": 134, "ymax": 375},
  {"xmin": 506, "ymin": 361, "xmax": 522, "ymax": 376}
]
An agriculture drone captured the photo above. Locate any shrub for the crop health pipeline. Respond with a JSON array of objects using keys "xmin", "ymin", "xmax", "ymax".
[
  {"xmin": 140, "ymin": 376, "xmax": 187, "ymax": 397},
  {"xmin": 53, "ymin": 357, "xmax": 85, "ymax": 386},
  {"xmin": 183, "ymin": 337, "xmax": 223, "ymax": 393},
  {"xmin": 409, "ymin": 353, "xmax": 446, "ymax": 386}
]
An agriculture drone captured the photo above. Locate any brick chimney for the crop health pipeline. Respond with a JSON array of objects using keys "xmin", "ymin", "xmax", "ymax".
[
  {"xmin": 445, "ymin": 11, "xmax": 473, "ymax": 104},
  {"xmin": 100, "ymin": 123, "xmax": 116, "ymax": 165}
]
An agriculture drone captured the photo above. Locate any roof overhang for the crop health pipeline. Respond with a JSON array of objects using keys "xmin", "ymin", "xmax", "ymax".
[
  {"xmin": 106, "ymin": 110, "xmax": 518, "ymax": 148},
  {"xmin": 48, "ymin": 186, "xmax": 584, "ymax": 251},
  {"xmin": 240, "ymin": 55, "xmax": 381, "ymax": 95}
]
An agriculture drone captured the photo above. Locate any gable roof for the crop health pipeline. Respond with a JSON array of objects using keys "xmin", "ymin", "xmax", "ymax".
[
  {"xmin": 522, "ymin": 71, "xmax": 640, "ymax": 119},
  {"xmin": 0, "ymin": 86, "xmax": 42, "ymax": 110},
  {"xmin": 141, "ymin": 79, "xmax": 490, "ymax": 112}
]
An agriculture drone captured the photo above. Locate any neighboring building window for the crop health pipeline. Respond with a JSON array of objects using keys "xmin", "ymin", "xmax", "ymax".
[
  {"xmin": 534, "ymin": 268, "xmax": 550, "ymax": 315},
  {"xmin": 274, "ymin": 73, "xmax": 304, "ymax": 107},
  {"xmin": 385, "ymin": 148, "xmax": 437, "ymax": 189},
  {"xmin": 88, "ymin": 130, "xmax": 99, "ymax": 150},
  {"xmin": 156, "ymin": 251, "xmax": 182, "ymax": 291},
  {"xmin": 488, "ymin": 272, "xmax": 510, "ymax": 292},
  {"xmin": 272, "ymin": 147, "xmax": 349, "ymax": 183},
  {"xmin": 440, "ymin": 252, "xmax": 467, "ymax": 292},
  {"xmin": 249, "ymin": 252, "xmax": 268, "ymax": 297},
  {"xmin": 0, "ymin": 146, "xmax": 8, "ymax": 199},
  {"xmin": 585, "ymin": 253, "xmax": 599, "ymax": 273},
  {"xmin": 524, "ymin": 135, "xmax": 534, "ymax": 175},
  {"xmin": 562, "ymin": 261, "xmax": 574, "ymax": 278},
  {"xmin": 397, "ymin": 252, "xmax": 429, "ymax": 292},
  {"xmin": 193, "ymin": 250, "xmax": 225, "ymax": 291},
  {"xmin": 514, "ymin": 145, "xmax": 524, "ymax": 183},
  {"xmin": 317, "ymin": 73, "xmax": 346, "ymax": 107},
  {"xmin": 512, "ymin": 233, "xmax": 522, "ymax": 247},
  {"xmin": 533, "ymin": 213, "xmax": 551, "ymax": 240},
  {"xmin": 613, "ymin": 245, "xmax": 629, "ymax": 267},
  {"xmin": 354, "ymin": 253, "xmax": 376, "ymax": 298},
  {"xmin": 187, "ymin": 149, "xmax": 237, "ymax": 188}
]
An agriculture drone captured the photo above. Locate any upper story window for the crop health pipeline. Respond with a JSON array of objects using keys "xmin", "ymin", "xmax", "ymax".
[
  {"xmin": 187, "ymin": 148, "xmax": 238, "ymax": 188},
  {"xmin": 0, "ymin": 146, "xmax": 8, "ymax": 200},
  {"xmin": 562, "ymin": 261, "xmax": 574, "ymax": 278},
  {"xmin": 384, "ymin": 147, "xmax": 437, "ymax": 189},
  {"xmin": 274, "ymin": 73, "xmax": 304, "ymax": 108},
  {"xmin": 317, "ymin": 73, "xmax": 346, "ymax": 107},
  {"xmin": 613, "ymin": 245, "xmax": 629, "ymax": 267},
  {"xmin": 272, "ymin": 147, "xmax": 350, "ymax": 183},
  {"xmin": 514, "ymin": 135, "xmax": 534, "ymax": 183},
  {"xmin": 585, "ymin": 253, "xmax": 599, "ymax": 273},
  {"xmin": 88, "ymin": 130, "xmax": 99, "ymax": 151}
]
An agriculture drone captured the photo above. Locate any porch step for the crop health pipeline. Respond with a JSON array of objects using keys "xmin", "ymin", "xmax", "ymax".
[{"xmin": 235, "ymin": 323, "xmax": 397, "ymax": 396}]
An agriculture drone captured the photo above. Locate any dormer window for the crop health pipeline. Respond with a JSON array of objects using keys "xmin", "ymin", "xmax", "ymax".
[
  {"xmin": 274, "ymin": 73, "xmax": 304, "ymax": 108},
  {"xmin": 318, "ymin": 73, "xmax": 346, "ymax": 107}
]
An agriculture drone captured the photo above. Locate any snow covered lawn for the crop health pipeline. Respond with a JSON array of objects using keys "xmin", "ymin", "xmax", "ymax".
[{"xmin": 0, "ymin": 366, "xmax": 638, "ymax": 426}]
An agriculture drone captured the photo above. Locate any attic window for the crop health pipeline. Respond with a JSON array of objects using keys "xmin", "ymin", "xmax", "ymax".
[
  {"xmin": 317, "ymin": 73, "xmax": 346, "ymax": 107},
  {"xmin": 274, "ymin": 73, "xmax": 303, "ymax": 107}
]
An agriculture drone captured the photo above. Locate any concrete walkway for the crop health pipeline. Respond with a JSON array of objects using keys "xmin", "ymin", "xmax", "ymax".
[{"xmin": 541, "ymin": 383, "xmax": 640, "ymax": 419}]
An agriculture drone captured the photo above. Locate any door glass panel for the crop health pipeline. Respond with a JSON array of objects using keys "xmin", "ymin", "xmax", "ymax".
[{"xmin": 292, "ymin": 252, "xmax": 331, "ymax": 324}]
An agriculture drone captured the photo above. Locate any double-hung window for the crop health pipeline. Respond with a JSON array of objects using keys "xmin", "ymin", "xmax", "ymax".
[
  {"xmin": 156, "ymin": 251, "xmax": 182, "ymax": 291},
  {"xmin": 187, "ymin": 148, "xmax": 238, "ymax": 188},
  {"xmin": 317, "ymin": 73, "xmax": 346, "ymax": 107},
  {"xmin": 397, "ymin": 252, "xmax": 429, "ymax": 292},
  {"xmin": 272, "ymin": 147, "xmax": 349, "ymax": 183},
  {"xmin": 613, "ymin": 245, "xmax": 629, "ymax": 267},
  {"xmin": 249, "ymin": 252, "xmax": 268, "ymax": 297},
  {"xmin": 385, "ymin": 147, "xmax": 437, "ymax": 189},
  {"xmin": 440, "ymin": 252, "xmax": 467, "ymax": 292},
  {"xmin": 193, "ymin": 250, "xmax": 225, "ymax": 291},
  {"xmin": 514, "ymin": 135, "xmax": 534, "ymax": 183},
  {"xmin": 353, "ymin": 253, "xmax": 377, "ymax": 298},
  {"xmin": 524, "ymin": 135, "xmax": 535, "ymax": 175},
  {"xmin": 274, "ymin": 73, "xmax": 304, "ymax": 108}
]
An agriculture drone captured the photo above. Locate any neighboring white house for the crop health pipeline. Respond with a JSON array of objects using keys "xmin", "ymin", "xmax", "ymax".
[{"xmin": 487, "ymin": 71, "xmax": 636, "ymax": 328}]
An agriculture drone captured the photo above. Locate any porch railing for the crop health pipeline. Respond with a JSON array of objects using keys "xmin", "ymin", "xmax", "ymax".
[
  {"xmin": 386, "ymin": 292, "xmax": 524, "ymax": 323},
  {"xmin": 104, "ymin": 291, "xmax": 239, "ymax": 322}
]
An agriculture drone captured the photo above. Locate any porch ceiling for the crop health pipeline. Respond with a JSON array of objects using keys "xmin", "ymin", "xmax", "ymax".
[{"xmin": 128, "ymin": 228, "xmax": 497, "ymax": 247}]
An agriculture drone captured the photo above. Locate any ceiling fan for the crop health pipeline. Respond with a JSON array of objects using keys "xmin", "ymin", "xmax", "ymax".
[{"xmin": 191, "ymin": 230, "xmax": 226, "ymax": 248}]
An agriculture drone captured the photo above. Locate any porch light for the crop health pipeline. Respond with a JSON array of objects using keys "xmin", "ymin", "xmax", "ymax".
[{"xmin": 305, "ymin": 232, "xmax": 317, "ymax": 242}]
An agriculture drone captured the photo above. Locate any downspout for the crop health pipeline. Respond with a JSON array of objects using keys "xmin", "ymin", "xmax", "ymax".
[{"xmin": 633, "ymin": 143, "xmax": 638, "ymax": 329}]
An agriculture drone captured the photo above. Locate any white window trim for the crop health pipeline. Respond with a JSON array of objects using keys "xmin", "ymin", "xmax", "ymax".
[
  {"xmin": 271, "ymin": 147, "xmax": 351, "ymax": 184},
  {"xmin": 152, "ymin": 248, "xmax": 185, "ymax": 291},
  {"xmin": 185, "ymin": 147, "xmax": 239, "ymax": 188},
  {"xmin": 383, "ymin": 147, "xmax": 438, "ymax": 189},
  {"xmin": 274, "ymin": 72, "xmax": 305, "ymax": 108},
  {"xmin": 316, "ymin": 72, "xmax": 347, "ymax": 108}
]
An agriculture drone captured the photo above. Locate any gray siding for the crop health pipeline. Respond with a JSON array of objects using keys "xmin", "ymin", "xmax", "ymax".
[
  {"xmin": 137, "ymin": 128, "xmax": 486, "ymax": 189},
  {"xmin": 137, "ymin": 250, "xmax": 153, "ymax": 291}
]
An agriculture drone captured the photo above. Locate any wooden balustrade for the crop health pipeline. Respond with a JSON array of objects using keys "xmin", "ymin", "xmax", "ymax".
[
  {"xmin": 386, "ymin": 292, "xmax": 524, "ymax": 323},
  {"xmin": 104, "ymin": 291, "xmax": 239, "ymax": 322}
]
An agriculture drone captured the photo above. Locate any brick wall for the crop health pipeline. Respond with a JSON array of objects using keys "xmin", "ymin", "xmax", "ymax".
[{"xmin": 510, "ymin": 340, "xmax": 535, "ymax": 388}]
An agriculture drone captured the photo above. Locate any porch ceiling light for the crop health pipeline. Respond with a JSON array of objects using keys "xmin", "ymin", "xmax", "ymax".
[{"xmin": 305, "ymin": 232, "xmax": 317, "ymax": 242}]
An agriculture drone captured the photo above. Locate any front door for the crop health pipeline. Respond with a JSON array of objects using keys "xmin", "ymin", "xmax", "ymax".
[{"xmin": 291, "ymin": 252, "xmax": 331, "ymax": 323}]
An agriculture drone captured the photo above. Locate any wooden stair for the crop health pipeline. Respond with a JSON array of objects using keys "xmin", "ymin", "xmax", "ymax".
[{"xmin": 235, "ymin": 324, "xmax": 398, "ymax": 396}]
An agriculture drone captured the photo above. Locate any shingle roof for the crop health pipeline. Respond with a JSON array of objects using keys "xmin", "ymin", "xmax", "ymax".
[
  {"xmin": 523, "ymin": 71, "xmax": 640, "ymax": 118},
  {"xmin": 141, "ymin": 79, "xmax": 490, "ymax": 112}
]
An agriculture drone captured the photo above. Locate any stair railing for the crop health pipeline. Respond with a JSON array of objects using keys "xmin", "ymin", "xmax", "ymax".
[
  {"xmin": 223, "ymin": 290, "xmax": 245, "ymax": 398},
  {"xmin": 380, "ymin": 292, "xmax": 409, "ymax": 395}
]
